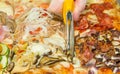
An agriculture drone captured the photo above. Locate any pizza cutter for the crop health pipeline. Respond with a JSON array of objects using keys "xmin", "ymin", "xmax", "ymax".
[{"xmin": 63, "ymin": 0, "xmax": 74, "ymax": 62}]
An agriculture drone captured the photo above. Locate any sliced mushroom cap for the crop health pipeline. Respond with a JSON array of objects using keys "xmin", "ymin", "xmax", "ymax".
[
  {"xmin": 6, "ymin": 19, "xmax": 16, "ymax": 33},
  {"xmin": 88, "ymin": 67, "xmax": 98, "ymax": 74},
  {"xmin": 0, "ymin": 11, "xmax": 16, "ymax": 33},
  {"xmin": 105, "ymin": 60, "xmax": 116, "ymax": 67},
  {"xmin": 6, "ymin": 62, "xmax": 15, "ymax": 72},
  {"xmin": 115, "ymin": 48, "xmax": 120, "ymax": 55},
  {"xmin": 39, "ymin": 56, "xmax": 65, "ymax": 66},
  {"xmin": 112, "ymin": 41, "xmax": 120, "ymax": 46},
  {"xmin": 9, "ymin": 51, "xmax": 15, "ymax": 60},
  {"xmin": 96, "ymin": 63, "xmax": 106, "ymax": 68},
  {"xmin": 33, "ymin": 55, "xmax": 40, "ymax": 65},
  {"xmin": 85, "ymin": 59, "xmax": 96, "ymax": 67},
  {"xmin": 113, "ymin": 67, "xmax": 120, "ymax": 74},
  {"xmin": 0, "ymin": 11, "xmax": 7, "ymax": 25}
]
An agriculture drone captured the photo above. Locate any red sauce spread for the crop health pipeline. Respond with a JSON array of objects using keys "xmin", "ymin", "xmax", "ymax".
[
  {"xmin": 74, "ymin": 16, "xmax": 89, "ymax": 32},
  {"xmin": 90, "ymin": 2, "xmax": 113, "ymax": 13},
  {"xmin": 75, "ymin": 2, "xmax": 114, "ymax": 32}
]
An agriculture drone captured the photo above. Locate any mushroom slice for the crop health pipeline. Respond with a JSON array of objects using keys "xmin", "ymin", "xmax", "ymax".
[
  {"xmin": 112, "ymin": 41, "xmax": 120, "ymax": 46},
  {"xmin": 33, "ymin": 55, "xmax": 40, "ymax": 65},
  {"xmin": 9, "ymin": 50, "xmax": 15, "ymax": 60},
  {"xmin": 113, "ymin": 67, "xmax": 120, "ymax": 74},
  {"xmin": 6, "ymin": 62, "xmax": 15, "ymax": 72},
  {"xmin": 105, "ymin": 61, "xmax": 116, "ymax": 67},
  {"xmin": 0, "ymin": 11, "xmax": 16, "ymax": 33},
  {"xmin": 96, "ymin": 63, "xmax": 106, "ymax": 68},
  {"xmin": 6, "ymin": 19, "xmax": 16, "ymax": 33},
  {"xmin": 39, "ymin": 56, "xmax": 65, "ymax": 66},
  {"xmin": 0, "ymin": 11, "xmax": 7, "ymax": 25},
  {"xmin": 85, "ymin": 59, "xmax": 96, "ymax": 67},
  {"xmin": 115, "ymin": 48, "xmax": 120, "ymax": 55},
  {"xmin": 111, "ymin": 56, "xmax": 120, "ymax": 60}
]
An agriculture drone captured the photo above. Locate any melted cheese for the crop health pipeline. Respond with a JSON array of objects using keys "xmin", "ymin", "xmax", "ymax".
[
  {"xmin": 22, "ymin": 8, "xmax": 53, "ymax": 40},
  {"xmin": 29, "ymin": 43, "xmax": 50, "ymax": 56},
  {"xmin": 0, "ymin": 2, "xmax": 13, "ymax": 16},
  {"xmin": 103, "ymin": 9, "xmax": 116, "ymax": 17},
  {"xmin": 87, "ymin": 0, "xmax": 104, "ymax": 4},
  {"xmin": 87, "ymin": 14, "xmax": 99, "ymax": 24},
  {"xmin": 44, "ymin": 33, "xmax": 66, "ymax": 50},
  {"xmin": 24, "ymin": 8, "xmax": 52, "ymax": 23},
  {"xmin": 21, "ymin": 8, "xmax": 66, "ymax": 57}
]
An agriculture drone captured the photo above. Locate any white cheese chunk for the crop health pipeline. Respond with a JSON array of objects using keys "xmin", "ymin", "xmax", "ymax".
[
  {"xmin": 29, "ymin": 43, "xmax": 50, "ymax": 56},
  {"xmin": 44, "ymin": 33, "xmax": 66, "ymax": 50}
]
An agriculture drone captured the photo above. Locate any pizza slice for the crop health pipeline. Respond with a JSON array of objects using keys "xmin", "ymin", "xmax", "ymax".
[
  {"xmin": 75, "ymin": 0, "xmax": 120, "ymax": 74},
  {"xmin": 0, "ymin": 0, "xmax": 119, "ymax": 74}
]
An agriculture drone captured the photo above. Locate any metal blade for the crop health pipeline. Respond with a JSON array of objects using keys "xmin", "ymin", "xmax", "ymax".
[
  {"xmin": 117, "ymin": 0, "xmax": 120, "ymax": 5},
  {"xmin": 66, "ymin": 11, "xmax": 74, "ymax": 62}
]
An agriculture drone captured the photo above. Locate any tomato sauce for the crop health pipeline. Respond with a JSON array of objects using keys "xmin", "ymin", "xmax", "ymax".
[{"xmin": 75, "ymin": 2, "xmax": 114, "ymax": 32}]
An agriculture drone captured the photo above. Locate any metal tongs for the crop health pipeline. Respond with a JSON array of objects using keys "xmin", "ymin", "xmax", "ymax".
[
  {"xmin": 63, "ymin": 0, "xmax": 74, "ymax": 62},
  {"xmin": 66, "ymin": 11, "xmax": 74, "ymax": 62},
  {"xmin": 117, "ymin": 0, "xmax": 120, "ymax": 5}
]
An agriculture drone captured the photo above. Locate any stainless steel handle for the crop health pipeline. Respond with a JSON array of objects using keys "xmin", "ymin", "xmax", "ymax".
[{"xmin": 66, "ymin": 11, "xmax": 74, "ymax": 62}]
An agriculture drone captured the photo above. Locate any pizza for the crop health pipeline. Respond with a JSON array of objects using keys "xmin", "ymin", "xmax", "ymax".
[
  {"xmin": 0, "ymin": 0, "xmax": 119, "ymax": 74},
  {"xmin": 75, "ymin": 0, "xmax": 120, "ymax": 74}
]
